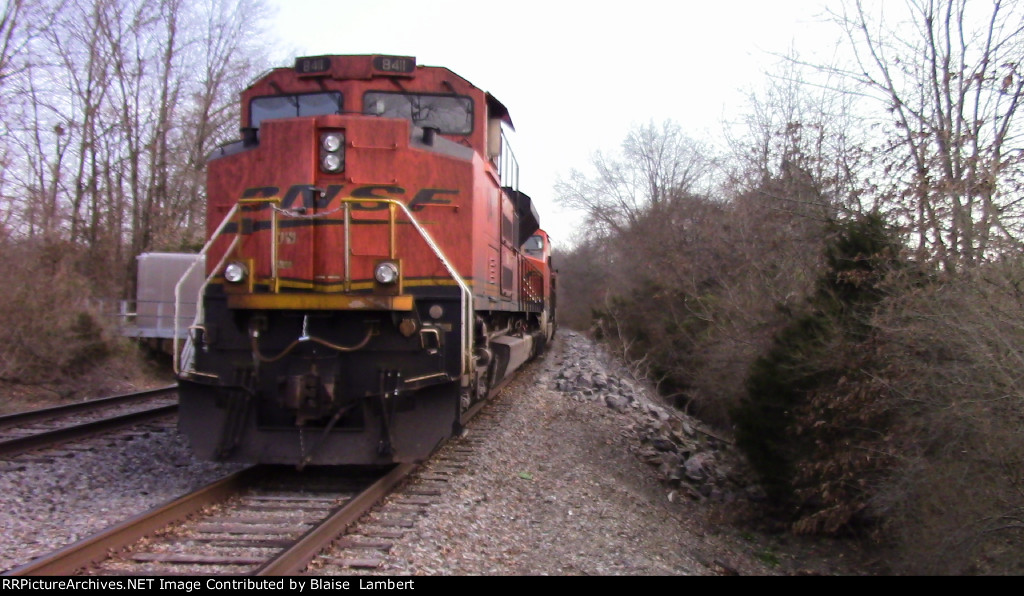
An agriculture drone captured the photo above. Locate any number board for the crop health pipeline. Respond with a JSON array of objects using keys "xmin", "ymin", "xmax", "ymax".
[
  {"xmin": 295, "ymin": 56, "xmax": 332, "ymax": 75},
  {"xmin": 372, "ymin": 55, "xmax": 416, "ymax": 75}
]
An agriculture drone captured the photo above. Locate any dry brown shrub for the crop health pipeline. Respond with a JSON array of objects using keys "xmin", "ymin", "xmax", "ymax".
[
  {"xmin": 567, "ymin": 171, "xmax": 829, "ymax": 429},
  {"xmin": 679, "ymin": 180, "xmax": 827, "ymax": 425},
  {"xmin": 0, "ymin": 239, "xmax": 122, "ymax": 385},
  {"xmin": 863, "ymin": 261, "xmax": 1024, "ymax": 574}
]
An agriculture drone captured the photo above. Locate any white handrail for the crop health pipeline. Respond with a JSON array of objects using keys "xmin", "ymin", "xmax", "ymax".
[
  {"xmin": 173, "ymin": 199, "xmax": 474, "ymax": 383},
  {"xmin": 173, "ymin": 203, "xmax": 239, "ymax": 375},
  {"xmin": 384, "ymin": 200, "xmax": 474, "ymax": 380}
]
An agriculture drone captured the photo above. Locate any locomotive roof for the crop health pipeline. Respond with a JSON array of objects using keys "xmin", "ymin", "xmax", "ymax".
[{"xmin": 247, "ymin": 54, "xmax": 514, "ymax": 128}]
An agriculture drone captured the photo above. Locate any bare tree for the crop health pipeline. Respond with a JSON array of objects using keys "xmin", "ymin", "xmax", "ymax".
[
  {"xmin": 832, "ymin": 0, "xmax": 1024, "ymax": 267},
  {"xmin": 0, "ymin": 0, "xmax": 52, "ymax": 232},
  {"xmin": 155, "ymin": 0, "xmax": 271, "ymax": 250},
  {"xmin": 725, "ymin": 52, "xmax": 872, "ymax": 221},
  {"xmin": 555, "ymin": 120, "xmax": 717, "ymax": 236},
  {"xmin": 0, "ymin": 0, "xmax": 275, "ymax": 387},
  {"xmin": 0, "ymin": 0, "xmax": 37, "ymax": 89},
  {"xmin": 0, "ymin": 0, "xmax": 270, "ymax": 296},
  {"xmin": 43, "ymin": 0, "xmax": 115, "ymax": 246}
]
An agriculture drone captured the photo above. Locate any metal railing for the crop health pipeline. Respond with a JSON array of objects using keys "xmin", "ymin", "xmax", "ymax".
[
  {"xmin": 121, "ymin": 300, "xmax": 199, "ymax": 339},
  {"xmin": 174, "ymin": 198, "xmax": 475, "ymax": 382},
  {"xmin": 174, "ymin": 203, "xmax": 241, "ymax": 375},
  {"xmin": 500, "ymin": 130, "xmax": 519, "ymax": 192}
]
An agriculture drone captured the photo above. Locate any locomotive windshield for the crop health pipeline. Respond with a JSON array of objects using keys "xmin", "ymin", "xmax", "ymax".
[
  {"xmin": 523, "ymin": 234, "xmax": 544, "ymax": 258},
  {"xmin": 363, "ymin": 92, "xmax": 473, "ymax": 134},
  {"xmin": 250, "ymin": 92, "xmax": 343, "ymax": 129}
]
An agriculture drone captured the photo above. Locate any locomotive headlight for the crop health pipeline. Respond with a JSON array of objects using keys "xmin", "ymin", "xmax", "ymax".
[
  {"xmin": 322, "ymin": 153, "xmax": 343, "ymax": 172},
  {"xmin": 224, "ymin": 261, "xmax": 247, "ymax": 284},
  {"xmin": 320, "ymin": 131, "xmax": 345, "ymax": 173},
  {"xmin": 374, "ymin": 261, "xmax": 400, "ymax": 285},
  {"xmin": 322, "ymin": 132, "xmax": 343, "ymax": 152}
]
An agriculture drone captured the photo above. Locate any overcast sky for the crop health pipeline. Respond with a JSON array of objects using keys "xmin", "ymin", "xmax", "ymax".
[{"xmin": 264, "ymin": 0, "xmax": 840, "ymax": 246}]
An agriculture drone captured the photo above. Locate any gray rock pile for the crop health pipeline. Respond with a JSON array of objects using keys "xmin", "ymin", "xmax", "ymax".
[{"xmin": 550, "ymin": 331, "xmax": 757, "ymax": 505}]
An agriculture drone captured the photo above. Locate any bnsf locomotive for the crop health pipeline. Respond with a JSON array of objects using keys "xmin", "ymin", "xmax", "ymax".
[{"xmin": 174, "ymin": 54, "xmax": 555, "ymax": 468}]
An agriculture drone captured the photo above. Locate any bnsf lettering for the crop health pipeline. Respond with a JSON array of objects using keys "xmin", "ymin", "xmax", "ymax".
[
  {"xmin": 281, "ymin": 185, "xmax": 344, "ymax": 210},
  {"xmin": 238, "ymin": 185, "xmax": 459, "ymax": 211},
  {"xmin": 349, "ymin": 185, "xmax": 404, "ymax": 210},
  {"xmin": 409, "ymin": 188, "xmax": 457, "ymax": 211}
]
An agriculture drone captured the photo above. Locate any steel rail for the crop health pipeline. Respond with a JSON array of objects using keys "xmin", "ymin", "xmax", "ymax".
[
  {"xmin": 0, "ymin": 385, "xmax": 177, "ymax": 430},
  {"xmin": 0, "ymin": 404, "xmax": 178, "ymax": 458},
  {"xmin": 4, "ymin": 467, "xmax": 263, "ymax": 576},
  {"xmin": 255, "ymin": 462, "xmax": 417, "ymax": 575}
]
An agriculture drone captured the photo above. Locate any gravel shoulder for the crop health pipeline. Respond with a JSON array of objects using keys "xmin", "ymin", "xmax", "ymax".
[{"xmin": 332, "ymin": 331, "xmax": 874, "ymax": 576}]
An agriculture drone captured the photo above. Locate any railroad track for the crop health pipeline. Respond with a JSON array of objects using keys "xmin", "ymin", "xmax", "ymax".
[
  {"xmin": 0, "ymin": 386, "xmax": 178, "ymax": 458},
  {"xmin": 6, "ymin": 464, "xmax": 415, "ymax": 576},
  {"xmin": 4, "ymin": 375, "xmax": 520, "ymax": 576},
  {"xmin": 309, "ymin": 390, "xmax": 516, "ymax": 573}
]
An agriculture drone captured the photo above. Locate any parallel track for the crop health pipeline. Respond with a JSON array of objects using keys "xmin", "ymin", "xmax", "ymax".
[{"xmin": 0, "ymin": 386, "xmax": 178, "ymax": 458}]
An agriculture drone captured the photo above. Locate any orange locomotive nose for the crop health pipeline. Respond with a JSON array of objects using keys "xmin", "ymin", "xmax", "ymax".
[{"xmin": 175, "ymin": 54, "xmax": 553, "ymax": 467}]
